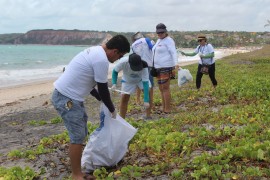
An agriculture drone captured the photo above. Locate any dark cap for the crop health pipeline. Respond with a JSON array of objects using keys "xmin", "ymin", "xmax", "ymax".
[
  {"xmin": 129, "ymin": 53, "xmax": 147, "ymax": 71},
  {"xmin": 132, "ymin": 32, "xmax": 144, "ymax": 41},
  {"xmin": 156, "ymin": 23, "xmax": 167, "ymax": 33}
]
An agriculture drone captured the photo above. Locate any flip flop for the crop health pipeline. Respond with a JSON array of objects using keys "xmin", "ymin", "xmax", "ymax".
[{"xmin": 161, "ymin": 111, "xmax": 170, "ymax": 115}]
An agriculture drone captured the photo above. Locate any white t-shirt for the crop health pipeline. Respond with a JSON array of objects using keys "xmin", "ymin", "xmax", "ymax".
[
  {"xmin": 54, "ymin": 46, "xmax": 109, "ymax": 102},
  {"xmin": 152, "ymin": 36, "xmax": 178, "ymax": 68},
  {"xmin": 195, "ymin": 44, "xmax": 215, "ymax": 65},
  {"xmin": 114, "ymin": 57, "xmax": 149, "ymax": 84},
  {"xmin": 131, "ymin": 38, "xmax": 153, "ymax": 67}
]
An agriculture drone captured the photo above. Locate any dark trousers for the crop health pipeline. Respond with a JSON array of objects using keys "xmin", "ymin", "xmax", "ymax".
[{"xmin": 196, "ymin": 63, "xmax": 217, "ymax": 89}]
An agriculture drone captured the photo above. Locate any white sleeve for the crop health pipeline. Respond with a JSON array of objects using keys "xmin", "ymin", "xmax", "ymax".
[
  {"xmin": 141, "ymin": 68, "xmax": 149, "ymax": 81},
  {"xmin": 195, "ymin": 45, "xmax": 200, "ymax": 54},
  {"xmin": 167, "ymin": 38, "xmax": 178, "ymax": 65},
  {"xmin": 207, "ymin": 44, "xmax": 214, "ymax": 53},
  {"xmin": 114, "ymin": 58, "xmax": 126, "ymax": 72},
  {"xmin": 93, "ymin": 60, "xmax": 109, "ymax": 83}
]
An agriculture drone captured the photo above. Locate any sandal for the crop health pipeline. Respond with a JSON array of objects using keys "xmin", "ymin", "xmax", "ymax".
[
  {"xmin": 142, "ymin": 116, "xmax": 153, "ymax": 120},
  {"xmin": 161, "ymin": 111, "xmax": 170, "ymax": 115},
  {"xmin": 155, "ymin": 109, "xmax": 163, "ymax": 114}
]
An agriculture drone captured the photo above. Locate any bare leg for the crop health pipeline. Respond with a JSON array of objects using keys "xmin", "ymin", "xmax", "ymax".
[
  {"xmin": 158, "ymin": 84, "xmax": 164, "ymax": 112},
  {"xmin": 146, "ymin": 87, "xmax": 153, "ymax": 117},
  {"xmin": 69, "ymin": 144, "xmax": 84, "ymax": 180},
  {"xmin": 136, "ymin": 87, "xmax": 141, "ymax": 105},
  {"xmin": 119, "ymin": 94, "xmax": 130, "ymax": 119},
  {"xmin": 162, "ymin": 80, "xmax": 171, "ymax": 113},
  {"xmin": 159, "ymin": 80, "xmax": 171, "ymax": 113}
]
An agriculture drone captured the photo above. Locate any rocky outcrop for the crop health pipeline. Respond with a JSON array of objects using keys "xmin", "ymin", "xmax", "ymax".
[{"xmin": 13, "ymin": 30, "xmax": 109, "ymax": 45}]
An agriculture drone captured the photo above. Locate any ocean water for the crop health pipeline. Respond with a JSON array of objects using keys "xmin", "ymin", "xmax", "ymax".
[
  {"xmin": 0, "ymin": 45, "xmax": 219, "ymax": 88},
  {"xmin": 0, "ymin": 45, "xmax": 88, "ymax": 88}
]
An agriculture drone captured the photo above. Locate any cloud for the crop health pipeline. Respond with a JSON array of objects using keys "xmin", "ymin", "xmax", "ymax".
[{"xmin": 0, "ymin": 0, "xmax": 269, "ymax": 33}]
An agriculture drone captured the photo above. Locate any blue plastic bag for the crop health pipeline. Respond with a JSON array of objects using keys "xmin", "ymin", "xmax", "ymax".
[{"xmin": 178, "ymin": 68, "xmax": 193, "ymax": 87}]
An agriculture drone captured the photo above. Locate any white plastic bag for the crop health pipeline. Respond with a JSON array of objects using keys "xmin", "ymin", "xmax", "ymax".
[
  {"xmin": 178, "ymin": 68, "xmax": 193, "ymax": 87},
  {"xmin": 81, "ymin": 103, "xmax": 137, "ymax": 172}
]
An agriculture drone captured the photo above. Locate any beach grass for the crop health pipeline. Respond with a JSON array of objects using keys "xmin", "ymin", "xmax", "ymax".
[{"xmin": 0, "ymin": 45, "xmax": 270, "ymax": 179}]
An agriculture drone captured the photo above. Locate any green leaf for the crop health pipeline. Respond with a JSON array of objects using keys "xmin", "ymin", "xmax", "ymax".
[{"xmin": 257, "ymin": 149, "xmax": 265, "ymax": 160}]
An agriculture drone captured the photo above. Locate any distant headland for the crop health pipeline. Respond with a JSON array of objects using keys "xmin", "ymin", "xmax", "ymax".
[{"xmin": 0, "ymin": 29, "xmax": 270, "ymax": 48}]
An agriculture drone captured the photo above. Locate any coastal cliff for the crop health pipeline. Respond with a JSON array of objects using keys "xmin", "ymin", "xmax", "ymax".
[
  {"xmin": 11, "ymin": 30, "xmax": 111, "ymax": 45},
  {"xmin": 1, "ymin": 29, "xmax": 269, "ymax": 47}
]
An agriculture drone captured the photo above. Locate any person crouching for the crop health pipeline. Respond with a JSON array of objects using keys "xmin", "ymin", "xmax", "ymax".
[{"xmin": 111, "ymin": 53, "xmax": 151, "ymax": 119}]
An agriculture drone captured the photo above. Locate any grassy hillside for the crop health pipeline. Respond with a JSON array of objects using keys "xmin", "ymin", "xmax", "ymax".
[{"xmin": 0, "ymin": 46, "xmax": 269, "ymax": 179}]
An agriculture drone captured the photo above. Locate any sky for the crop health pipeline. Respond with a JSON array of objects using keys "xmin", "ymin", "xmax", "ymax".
[{"xmin": 1, "ymin": 0, "xmax": 270, "ymax": 34}]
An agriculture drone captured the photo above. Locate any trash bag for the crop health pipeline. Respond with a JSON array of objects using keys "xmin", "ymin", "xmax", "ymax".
[
  {"xmin": 81, "ymin": 103, "xmax": 137, "ymax": 173},
  {"xmin": 178, "ymin": 68, "xmax": 193, "ymax": 87}
]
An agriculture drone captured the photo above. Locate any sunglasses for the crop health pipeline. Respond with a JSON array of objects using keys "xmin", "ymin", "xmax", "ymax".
[
  {"xmin": 157, "ymin": 32, "xmax": 165, "ymax": 34},
  {"xmin": 198, "ymin": 39, "xmax": 204, "ymax": 42}
]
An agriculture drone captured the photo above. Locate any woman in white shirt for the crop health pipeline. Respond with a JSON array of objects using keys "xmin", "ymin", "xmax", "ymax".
[
  {"xmin": 152, "ymin": 23, "xmax": 179, "ymax": 114},
  {"xmin": 181, "ymin": 35, "xmax": 217, "ymax": 89}
]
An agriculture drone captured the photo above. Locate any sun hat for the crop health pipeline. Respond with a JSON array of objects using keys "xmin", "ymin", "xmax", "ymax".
[
  {"xmin": 156, "ymin": 23, "xmax": 167, "ymax": 33},
  {"xmin": 129, "ymin": 53, "xmax": 143, "ymax": 71},
  {"xmin": 198, "ymin": 35, "xmax": 207, "ymax": 41}
]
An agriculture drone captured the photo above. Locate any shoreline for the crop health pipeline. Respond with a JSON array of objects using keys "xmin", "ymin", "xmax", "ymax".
[
  {"xmin": 0, "ymin": 47, "xmax": 258, "ymax": 107},
  {"xmin": 0, "ymin": 60, "xmax": 196, "ymax": 107}
]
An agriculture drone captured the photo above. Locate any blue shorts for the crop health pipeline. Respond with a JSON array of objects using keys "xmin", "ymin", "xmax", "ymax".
[{"xmin": 51, "ymin": 89, "xmax": 88, "ymax": 144}]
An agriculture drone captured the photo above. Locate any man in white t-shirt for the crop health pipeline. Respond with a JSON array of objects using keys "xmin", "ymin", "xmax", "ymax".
[
  {"xmin": 51, "ymin": 35, "xmax": 130, "ymax": 180},
  {"xmin": 111, "ymin": 53, "xmax": 150, "ymax": 119}
]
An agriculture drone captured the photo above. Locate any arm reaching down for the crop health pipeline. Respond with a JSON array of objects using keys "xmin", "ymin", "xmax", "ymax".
[
  {"xmin": 90, "ymin": 88, "xmax": 101, "ymax": 101},
  {"xmin": 97, "ymin": 82, "xmax": 115, "ymax": 113},
  {"xmin": 142, "ymin": 81, "xmax": 149, "ymax": 103}
]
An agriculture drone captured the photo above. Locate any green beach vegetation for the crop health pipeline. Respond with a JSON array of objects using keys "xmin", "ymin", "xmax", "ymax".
[{"xmin": 0, "ymin": 45, "xmax": 269, "ymax": 179}]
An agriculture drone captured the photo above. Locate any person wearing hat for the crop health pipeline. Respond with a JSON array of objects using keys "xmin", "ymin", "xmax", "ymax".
[
  {"xmin": 131, "ymin": 32, "xmax": 154, "ymax": 119},
  {"xmin": 152, "ymin": 23, "xmax": 179, "ymax": 114},
  {"xmin": 111, "ymin": 53, "xmax": 150, "ymax": 119},
  {"xmin": 180, "ymin": 35, "xmax": 217, "ymax": 89}
]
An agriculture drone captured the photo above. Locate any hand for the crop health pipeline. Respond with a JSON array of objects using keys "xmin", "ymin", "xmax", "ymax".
[
  {"xmin": 198, "ymin": 52, "xmax": 204, "ymax": 58},
  {"xmin": 175, "ymin": 65, "xmax": 181, "ymax": 70},
  {"xmin": 180, "ymin": 51, "xmax": 186, "ymax": 56},
  {"xmin": 111, "ymin": 110, "xmax": 117, "ymax": 119},
  {"xmin": 111, "ymin": 84, "xmax": 116, "ymax": 90},
  {"xmin": 143, "ymin": 102, "xmax": 150, "ymax": 109}
]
